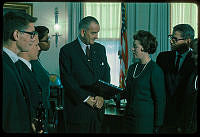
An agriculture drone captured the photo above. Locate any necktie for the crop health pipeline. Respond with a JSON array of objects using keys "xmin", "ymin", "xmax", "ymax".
[
  {"xmin": 86, "ymin": 46, "xmax": 90, "ymax": 58},
  {"xmin": 175, "ymin": 54, "xmax": 182, "ymax": 72}
]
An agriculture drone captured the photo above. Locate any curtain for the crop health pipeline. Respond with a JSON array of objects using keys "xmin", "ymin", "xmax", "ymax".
[
  {"xmin": 170, "ymin": 3, "xmax": 198, "ymax": 38},
  {"xmin": 126, "ymin": 3, "xmax": 170, "ymax": 65},
  {"xmin": 84, "ymin": 3, "xmax": 121, "ymax": 86},
  {"xmin": 84, "ymin": 3, "xmax": 121, "ymax": 39},
  {"xmin": 67, "ymin": 2, "xmax": 84, "ymax": 42},
  {"xmin": 96, "ymin": 39, "xmax": 120, "ymax": 86}
]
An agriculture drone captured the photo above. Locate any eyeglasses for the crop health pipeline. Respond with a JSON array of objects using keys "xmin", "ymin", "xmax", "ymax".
[
  {"xmin": 168, "ymin": 35, "xmax": 185, "ymax": 43},
  {"xmin": 19, "ymin": 30, "xmax": 38, "ymax": 39},
  {"xmin": 40, "ymin": 36, "xmax": 51, "ymax": 43}
]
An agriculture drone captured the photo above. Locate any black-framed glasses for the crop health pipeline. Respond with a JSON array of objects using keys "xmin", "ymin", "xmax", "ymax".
[
  {"xmin": 40, "ymin": 36, "xmax": 51, "ymax": 43},
  {"xmin": 19, "ymin": 30, "xmax": 38, "ymax": 39},
  {"xmin": 168, "ymin": 35, "xmax": 185, "ymax": 43}
]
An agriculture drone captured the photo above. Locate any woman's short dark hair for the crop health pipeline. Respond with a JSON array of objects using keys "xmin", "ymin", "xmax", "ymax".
[
  {"xmin": 133, "ymin": 30, "xmax": 158, "ymax": 54},
  {"xmin": 35, "ymin": 26, "xmax": 49, "ymax": 41}
]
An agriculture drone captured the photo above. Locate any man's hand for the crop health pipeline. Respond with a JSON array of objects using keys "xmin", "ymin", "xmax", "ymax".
[
  {"xmin": 32, "ymin": 121, "xmax": 43, "ymax": 134},
  {"xmin": 86, "ymin": 96, "xmax": 96, "ymax": 108},
  {"xmin": 32, "ymin": 122, "xmax": 36, "ymax": 133},
  {"xmin": 94, "ymin": 96, "xmax": 104, "ymax": 109}
]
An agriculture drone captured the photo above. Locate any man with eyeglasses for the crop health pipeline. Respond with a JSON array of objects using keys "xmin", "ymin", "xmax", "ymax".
[
  {"xmin": 156, "ymin": 24, "xmax": 196, "ymax": 133},
  {"xmin": 3, "ymin": 11, "xmax": 37, "ymax": 133}
]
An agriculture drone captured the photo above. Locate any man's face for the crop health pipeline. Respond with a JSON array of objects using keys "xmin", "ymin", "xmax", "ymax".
[
  {"xmin": 82, "ymin": 22, "xmax": 100, "ymax": 45},
  {"xmin": 16, "ymin": 23, "xmax": 37, "ymax": 52},
  {"xmin": 28, "ymin": 35, "xmax": 40, "ymax": 60},
  {"xmin": 170, "ymin": 31, "xmax": 189, "ymax": 52}
]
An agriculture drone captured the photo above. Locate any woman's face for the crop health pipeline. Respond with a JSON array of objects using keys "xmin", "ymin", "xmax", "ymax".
[
  {"xmin": 131, "ymin": 40, "xmax": 144, "ymax": 59},
  {"xmin": 39, "ymin": 31, "xmax": 50, "ymax": 51}
]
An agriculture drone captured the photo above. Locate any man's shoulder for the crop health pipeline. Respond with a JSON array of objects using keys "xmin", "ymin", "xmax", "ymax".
[
  {"xmin": 157, "ymin": 51, "xmax": 174, "ymax": 58},
  {"xmin": 93, "ymin": 42, "xmax": 106, "ymax": 50},
  {"xmin": 61, "ymin": 39, "xmax": 78, "ymax": 51},
  {"xmin": 158, "ymin": 50, "xmax": 173, "ymax": 55}
]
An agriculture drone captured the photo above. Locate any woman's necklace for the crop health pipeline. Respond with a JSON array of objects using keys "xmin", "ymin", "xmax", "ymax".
[{"xmin": 133, "ymin": 60, "xmax": 151, "ymax": 78}]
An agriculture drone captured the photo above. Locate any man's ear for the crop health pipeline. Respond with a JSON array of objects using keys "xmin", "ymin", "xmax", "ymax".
[
  {"xmin": 12, "ymin": 30, "xmax": 19, "ymax": 41},
  {"xmin": 80, "ymin": 29, "xmax": 85, "ymax": 37}
]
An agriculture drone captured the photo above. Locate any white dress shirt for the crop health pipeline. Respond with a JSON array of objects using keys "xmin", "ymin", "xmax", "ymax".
[
  {"xmin": 18, "ymin": 57, "xmax": 32, "ymax": 71},
  {"xmin": 3, "ymin": 47, "xmax": 19, "ymax": 63}
]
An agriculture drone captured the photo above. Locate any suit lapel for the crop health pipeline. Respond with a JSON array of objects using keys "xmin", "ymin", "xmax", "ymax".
[
  {"xmin": 171, "ymin": 51, "xmax": 176, "ymax": 70},
  {"xmin": 179, "ymin": 51, "xmax": 192, "ymax": 73},
  {"xmin": 20, "ymin": 61, "xmax": 43, "ymax": 90},
  {"xmin": 3, "ymin": 52, "xmax": 25, "ymax": 88},
  {"xmin": 3, "ymin": 52, "xmax": 30, "ymax": 104}
]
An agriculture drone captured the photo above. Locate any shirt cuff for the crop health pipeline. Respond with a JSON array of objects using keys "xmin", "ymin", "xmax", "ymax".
[{"xmin": 83, "ymin": 96, "xmax": 90, "ymax": 102}]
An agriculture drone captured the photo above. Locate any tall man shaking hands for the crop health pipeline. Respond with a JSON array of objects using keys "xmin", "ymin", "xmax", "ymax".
[{"xmin": 59, "ymin": 16, "xmax": 110, "ymax": 133}]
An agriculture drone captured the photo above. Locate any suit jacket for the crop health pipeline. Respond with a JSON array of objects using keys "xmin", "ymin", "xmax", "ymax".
[
  {"xmin": 177, "ymin": 71, "xmax": 197, "ymax": 133},
  {"xmin": 156, "ymin": 50, "xmax": 195, "ymax": 95},
  {"xmin": 2, "ymin": 51, "xmax": 32, "ymax": 133},
  {"xmin": 30, "ymin": 60, "xmax": 50, "ymax": 110},
  {"xmin": 15, "ymin": 60, "xmax": 43, "ymax": 119},
  {"xmin": 156, "ymin": 50, "xmax": 196, "ymax": 126},
  {"xmin": 59, "ymin": 39, "xmax": 110, "ymax": 124}
]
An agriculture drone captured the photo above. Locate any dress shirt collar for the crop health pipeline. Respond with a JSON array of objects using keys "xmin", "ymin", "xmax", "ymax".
[
  {"xmin": 78, "ymin": 36, "xmax": 90, "ymax": 55},
  {"xmin": 3, "ymin": 47, "xmax": 19, "ymax": 63},
  {"xmin": 18, "ymin": 57, "xmax": 32, "ymax": 71}
]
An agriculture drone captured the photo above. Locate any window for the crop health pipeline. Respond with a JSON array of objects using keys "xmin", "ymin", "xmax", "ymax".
[
  {"xmin": 170, "ymin": 3, "xmax": 198, "ymax": 38},
  {"xmin": 83, "ymin": 2, "xmax": 121, "ymax": 86}
]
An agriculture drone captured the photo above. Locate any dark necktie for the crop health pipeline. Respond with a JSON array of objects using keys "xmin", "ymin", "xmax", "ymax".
[
  {"xmin": 175, "ymin": 54, "xmax": 182, "ymax": 72},
  {"xmin": 86, "ymin": 46, "xmax": 90, "ymax": 58}
]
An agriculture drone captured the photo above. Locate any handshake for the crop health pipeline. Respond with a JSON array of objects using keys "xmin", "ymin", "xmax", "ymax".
[{"xmin": 86, "ymin": 96, "xmax": 104, "ymax": 109}]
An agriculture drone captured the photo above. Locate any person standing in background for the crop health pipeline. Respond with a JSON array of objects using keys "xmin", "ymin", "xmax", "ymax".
[
  {"xmin": 123, "ymin": 30, "xmax": 166, "ymax": 134},
  {"xmin": 16, "ymin": 36, "xmax": 44, "ymax": 133},
  {"xmin": 176, "ymin": 38, "xmax": 198, "ymax": 133},
  {"xmin": 156, "ymin": 24, "xmax": 196, "ymax": 133},
  {"xmin": 30, "ymin": 26, "xmax": 51, "ymax": 133},
  {"xmin": 59, "ymin": 16, "xmax": 110, "ymax": 133},
  {"xmin": 3, "ymin": 11, "xmax": 37, "ymax": 133}
]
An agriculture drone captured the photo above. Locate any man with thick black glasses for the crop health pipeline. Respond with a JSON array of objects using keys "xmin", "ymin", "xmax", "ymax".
[
  {"xmin": 156, "ymin": 24, "xmax": 196, "ymax": 133},
  {"xmin": 3, "ymin": 11, "xmax": 37, "ymax": 133}
]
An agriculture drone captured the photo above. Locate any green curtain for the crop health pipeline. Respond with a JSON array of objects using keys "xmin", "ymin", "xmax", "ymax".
[
  {"xmin": 126, "ymin": 3, "xmax": 170, "ymax": 64},
  {"xmin": 170, "ymin": 3, "xmax": 198, "ymax": 38},
  {"xmin": 84, "ymin": 2, "xmax": 121, "ymax": 39}
]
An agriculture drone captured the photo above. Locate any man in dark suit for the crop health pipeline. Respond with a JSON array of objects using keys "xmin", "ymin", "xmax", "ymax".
[
  {"xmin": 30, "ymin": 26, "xmax": 51, "ymax": 133},
  {"xmin": 176, "ymin": 38, "xmax": 198, "ymax": 133},
  {"xmin": 59, "ymin": 16, "xmax": 110, "ymax": 133},
  {"xmin": 156, "ymin": 24, "xmax": 196, "ymax": 133},
  {"xmin": 2, "ymin": 11, "xmax": 37, "ymax": 133},
  {"xmin": 17, "ymin": 37, "xmax": 45, "ymax": 133}
]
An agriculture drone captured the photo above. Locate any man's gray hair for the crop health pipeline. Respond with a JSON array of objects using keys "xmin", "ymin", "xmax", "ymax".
[{"xmin": 78, "ymin": 16, "xmax": 99, "ymax": 32}]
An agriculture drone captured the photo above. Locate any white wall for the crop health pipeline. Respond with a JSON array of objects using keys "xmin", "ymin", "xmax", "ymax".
[{"xmin": 28, "ymin": 2, "xmax": 70, "ymax": 76}]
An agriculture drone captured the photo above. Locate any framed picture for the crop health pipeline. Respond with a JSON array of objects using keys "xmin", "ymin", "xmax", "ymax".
[{"xmin": 3, "ymin": 2, "xmax": 33, "ymax": 16}]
